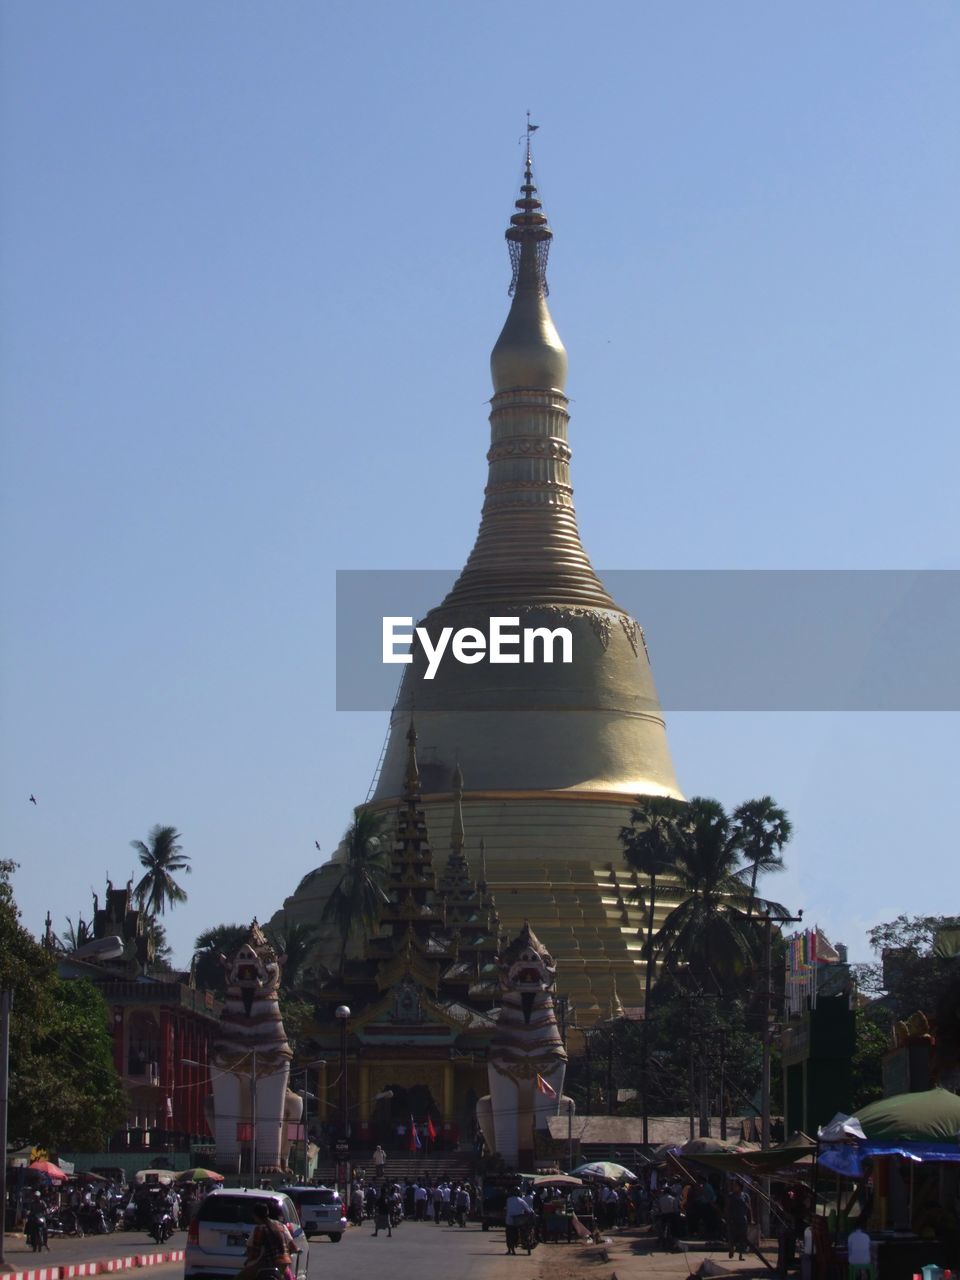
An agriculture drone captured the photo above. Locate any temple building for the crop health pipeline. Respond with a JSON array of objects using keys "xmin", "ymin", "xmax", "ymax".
[
  {"xmin": 277, "ymin": 141, "xmax": 684, "ymax": 1022},
  {"xmin": 54, "ymin": 881, "xmax": 219, "ymax": 1157},
  {"xmin": 309, "ymin": 724, "xmax": 499, "ymax": 1146}
]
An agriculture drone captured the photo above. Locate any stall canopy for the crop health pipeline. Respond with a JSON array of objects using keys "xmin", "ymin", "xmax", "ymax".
[
  {"xmin": 673, "ymin": 1132, "xmax": 816, "ymax": 1176},
  {"xmin": 819, "ymin": 1086, "xmax": 960, "ymax": 1175}
]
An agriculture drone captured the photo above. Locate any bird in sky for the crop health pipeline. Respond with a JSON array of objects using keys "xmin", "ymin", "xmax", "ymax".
[
  {"xmin": 314, "ymin": 840, "xmax": 321, "ymax": 851},
  {"xmin": 29, "ymin": 794, "xmax": 37, "ymax": 805}
]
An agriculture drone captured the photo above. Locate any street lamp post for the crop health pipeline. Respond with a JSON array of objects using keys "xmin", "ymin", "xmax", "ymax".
[
  {"xmin": 758, "ymin": 908, "xmax": 803, "ymax": 1236},
  {"xmin": 334, "ymin": 1006, "xmax": 350, "ymax": 1194}
]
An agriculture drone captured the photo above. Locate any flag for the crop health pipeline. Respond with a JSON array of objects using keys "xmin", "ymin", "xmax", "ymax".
[
  {"xmin": 427, "ymin": 1114, "xmax": 437, "ymax": 1142},
  {"xmin": 408, "ymin": 1115, "xmax": 421, "ymax": 1152},
  {"xmin": 536, "ymin": 1073, "xmax": 557, "ymax": 1098}
]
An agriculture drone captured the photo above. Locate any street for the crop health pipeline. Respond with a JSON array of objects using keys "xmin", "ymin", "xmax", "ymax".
[{"xmin": 2, "ymin": 1221, "xmax": 542, "ymax": 1280}]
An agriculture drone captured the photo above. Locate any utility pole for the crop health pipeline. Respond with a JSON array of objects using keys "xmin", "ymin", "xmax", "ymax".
[
  {"xmin": 759, "ymin": 909, "xmax": 803, "ymax": 1235},
  {"xmin": 0, "ymin": 991, "xmax": 12, "ymax": 1270},
  {"xmin": 606, "ymin": 1030, "xmax": 614, "ymax": 1116},
  {"xmin": 250, "ymin": 1047, "xmax": 258, "ymax": 1185}
]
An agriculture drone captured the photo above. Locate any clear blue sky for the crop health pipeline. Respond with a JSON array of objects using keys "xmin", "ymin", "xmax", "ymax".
[{"xmin": 2, "ymin": 3, "xmax": 957, "ymax": 969}]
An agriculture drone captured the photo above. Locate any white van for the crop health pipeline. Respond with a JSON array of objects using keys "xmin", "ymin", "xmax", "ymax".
[{"xmin": 184, "ymin": 1189, "xmax": 308, "ymax": 1280}]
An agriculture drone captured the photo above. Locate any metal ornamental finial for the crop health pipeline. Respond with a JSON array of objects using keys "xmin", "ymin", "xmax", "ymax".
[{"xmin": 507, "ymin": 116, "xmax": 551, "ymax": 297}]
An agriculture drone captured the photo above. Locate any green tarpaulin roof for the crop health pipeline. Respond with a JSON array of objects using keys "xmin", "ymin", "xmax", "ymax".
[{"xmin": 852, "ymin": 1087, "xmax": 960, "ymax": 1143}]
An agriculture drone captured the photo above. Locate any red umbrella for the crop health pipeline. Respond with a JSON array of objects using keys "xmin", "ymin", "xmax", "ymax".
[{"xmin": 28, "ymin": 1160, "xmax": 68, "ymax": 1181}]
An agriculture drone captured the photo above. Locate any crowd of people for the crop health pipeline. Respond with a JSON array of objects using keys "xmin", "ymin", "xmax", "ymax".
[{"xmin": 343, "ymin": 1176, "xmax": 478, "ymax": 1237}]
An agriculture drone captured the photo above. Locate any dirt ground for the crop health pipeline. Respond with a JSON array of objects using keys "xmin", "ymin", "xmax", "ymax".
[{"xmin": 531, "ymin": 1228, "xmax": 780, "ymax": 1280}]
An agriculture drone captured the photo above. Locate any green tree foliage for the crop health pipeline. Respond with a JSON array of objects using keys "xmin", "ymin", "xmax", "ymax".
[
  {"xmin": 730, "ymin": 796, "xmax": 792, "ymax": 917},
  {"xmin": 1, "ymin": 860, "xmax": 125, "ymax": 1150},
  {"xmin": 853, "ymin": 913, "xmax": 960, "ymax": 1018},
  {"xmin": 192, "ymin": 922, "xmax": 250, "ymax": 996},
  {"xmin": 564, "ymin": 983, "xmax": 764, "ymax": 1123},
  {"xmin": 850, "ymin": 1008, "xmax": 888, "ymax": 1110},
  {"xmin": 132, "ymin": 824, "xmax": 191, "ymax": 916},
  {"xmin": 621, "ymin": 795, "xmax": 793, "ymax": 998},
  {"xmin": 853, "ymin": 913, "xmax": 960, "ymax": 1087},
  {"xmin": 321, "ymin": 808, "xmax": 390, "ymax": 977},
  {"xmin": 267, "ymin": 917, "xmax": 322, "ymax": 992}
]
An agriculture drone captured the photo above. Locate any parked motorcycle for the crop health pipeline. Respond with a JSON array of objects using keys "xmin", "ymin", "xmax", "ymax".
[{"xmin": 79, "ymin": 1203, "xmax": 114, "ymax": 1235}]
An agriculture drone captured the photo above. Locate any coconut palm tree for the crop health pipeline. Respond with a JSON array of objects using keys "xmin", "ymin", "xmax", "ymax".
[
  {"xmin": 131, "ymin": 824, "xmax": 190, "ymax": 916},
  {"xmin": 267, "ymin": 917, "xmax": 322, "ymax": 992},
  {"xmin": 322, "ymin": 808, "xmax": 390, "ymax": 979},
  {"xmin": 192, "ymin": 922, "xmax": 249, "ymax": 994},
  {"xmin": 619, "ymin": 794, "xmax": 689, "ymax": 1143},
  {"xmin": 730, "ymin": 796, "xmax": 792, "ymax": 916},
  {"xmin": 645, "ymin": 797, "xmax": 789, "ymax": 996}
]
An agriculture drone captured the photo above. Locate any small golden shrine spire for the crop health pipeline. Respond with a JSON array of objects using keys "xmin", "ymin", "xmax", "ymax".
[
  {"xmin": 450, "ymin": 762, "xmax": 465, "ymax": 857},
  {"xmin": 478, "ymin": 836, "xmax": 488, "ymax": 894},
  {"xmin": 404, "ymin": 716, "xmax": 420, "ymax": 792}
]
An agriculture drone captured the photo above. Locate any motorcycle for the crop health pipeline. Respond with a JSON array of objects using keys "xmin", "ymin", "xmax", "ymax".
[
  {"xmin": 26, "ymin": 1210, "xmax": 49, "ymax": 1253},
  {"xmin": 518, "ymin": 1216, "xmax": 538, "ymax": 1255},
  {"xmin": 149, "ymin": 1209, "xmax": 174, "ymax": 1244},
  {"xmin": 79, "ymin": 1203, "xmax": 114, "ymax": 1235}
]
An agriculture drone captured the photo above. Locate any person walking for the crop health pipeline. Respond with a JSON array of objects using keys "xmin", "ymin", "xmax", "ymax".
[
  {"xmin": 373, "ymin": 1144, "xmax": 386, "ymax": 1178},
  {"xmin": 725, "ymin": 1185, "xmax": 753, "ymax": 1261},
  {"xmin": 373, "ymin": 1186, "xmax": 393, "ymax": 1238}
]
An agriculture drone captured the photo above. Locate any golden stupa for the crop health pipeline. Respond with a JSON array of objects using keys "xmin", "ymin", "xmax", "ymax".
[{"xmin": 282, "ymin": 142, "xmax": 683, "ymax": 1021}]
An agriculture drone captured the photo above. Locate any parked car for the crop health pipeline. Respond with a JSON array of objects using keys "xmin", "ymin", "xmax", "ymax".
[
  {"xmin": 184, "ymin": 1189, "xmax": 308, "ymax": 1279},
  {"xmin": 277, "ymin": 1185, "xmax": 347, "ymax": 1243}
]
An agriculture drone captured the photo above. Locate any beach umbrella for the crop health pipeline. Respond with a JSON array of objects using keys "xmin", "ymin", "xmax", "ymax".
[
  {"xmin": 27, "ymin": 1161, "xmax": 68, "ymax": 1181},
  {"xmin": 175, "ymin": 1168, "xmax": 224, "ymax": 1183},
  {"xmin": 570, "ymin": 1160, "xmax": 638, "ymax": 1183}
]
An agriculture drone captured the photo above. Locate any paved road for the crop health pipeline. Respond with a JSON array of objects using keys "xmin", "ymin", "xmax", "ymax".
[
  {"xmin": 2, "ymin": 1230, "xmax": 187, "ymax": 1270},
  {"xmin": 3, "ymin": 1221, "xmax": 533, "ymax": 1280},
  {"xmin": 299, "ymin": 1218, "xmax": 532, "ymax": 1280}
]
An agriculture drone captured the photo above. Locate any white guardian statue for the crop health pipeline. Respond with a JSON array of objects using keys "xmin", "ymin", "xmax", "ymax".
[
  {"xmin": 209, "ymin": 922, "xmax": 302, "ymax": 1175},
  {"xmin": 476, "ymin": 921, "xmax": 572, "ymax": 1169}
]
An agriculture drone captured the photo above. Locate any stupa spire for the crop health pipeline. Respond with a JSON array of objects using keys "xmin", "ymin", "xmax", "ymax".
[{"xmin": 440, "ymin": 130, "xmax": 614, "ymax": 610}]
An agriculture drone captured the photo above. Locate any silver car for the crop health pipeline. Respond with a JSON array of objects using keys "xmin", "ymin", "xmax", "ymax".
[
  {"xmin": 278, "ymin": 1186, "xmax": 348, "ymax": 1243},
  {"xmin": 185, "ymin": 1189, "xmax": 308, "ymax": 1279}
]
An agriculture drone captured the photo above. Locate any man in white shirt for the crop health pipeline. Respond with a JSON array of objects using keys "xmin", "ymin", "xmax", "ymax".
[
  {"xmin": 505, "ymin": 1187, "xmax": 533, "ymax": 1255},
  {"xmin": 846, "ymin": 1225, "xmax": 873, "ymax": 1279}
]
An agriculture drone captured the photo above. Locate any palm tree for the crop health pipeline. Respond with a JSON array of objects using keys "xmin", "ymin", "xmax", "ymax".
[
  {"xmin": 730, "ymin": 796, "xmax": 792, "ymax": 916},
  {"xmin": 192, "ymin": 922, "xmax": 249, "ymax": 993},
  {"xmin": 619, "ymin": 794, "xmax": 689, "ymax": 1143},
  {"xmin": 322, "ymin": 808, "xmax": 390, "ymax": 979},
  {"xmin": 267, "ymin": 917, "xmax": 322, "ymax": 992},
  {"xmin": 645, "ymin": 797, "xmax": 789, "ymax": 996},
  {"xmin": 131, "ymin": 824, "xmax": 191, "ymax": 916}
]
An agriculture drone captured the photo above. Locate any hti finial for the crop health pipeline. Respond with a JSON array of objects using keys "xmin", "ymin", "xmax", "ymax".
[
  {"xmin": 525, "ymin": 111, "xmax": 539, "ymax": 178},
  {"xmin": 506, "ymin": 116, "xmax": 550, "ymax": 297}
]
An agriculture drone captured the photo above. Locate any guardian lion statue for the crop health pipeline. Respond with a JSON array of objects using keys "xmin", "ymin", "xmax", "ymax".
[
  {"xmin": 476, "ymin": 921, "xmax": 572, "ymax": 1169},
  {"xmin": 208, "ymin": 921, "xmax": 302, "ymax": 1175}
]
